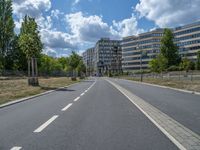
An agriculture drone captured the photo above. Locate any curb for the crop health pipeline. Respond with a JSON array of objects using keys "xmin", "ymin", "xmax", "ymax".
[
  {"xmin": 0, "ymin": 82, "xmax": 80, "ymax": 109},
  {"xmin": 116, "ymin": 78, "xmax": 200, "ymax": 96}
]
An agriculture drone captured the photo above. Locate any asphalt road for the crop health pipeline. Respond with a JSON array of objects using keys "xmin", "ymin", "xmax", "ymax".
[
  {"xmin": 110, "ymin": 78, "xmax": 200, "ymax": 135},
  {"xmin": 1, "ymin": 77, "xmax": 197, "ymax": 149}
]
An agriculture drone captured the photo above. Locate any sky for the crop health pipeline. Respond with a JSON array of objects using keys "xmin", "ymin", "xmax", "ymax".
[{"xmin": 12, "ymin": 0, "xmax": 200, "ymax": 57}]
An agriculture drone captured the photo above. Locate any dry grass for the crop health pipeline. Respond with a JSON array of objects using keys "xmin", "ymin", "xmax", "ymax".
[
  {"xmin": 119, "ymin": 76, "xmax": 200, "ymax": 92},
  {"xmin": 0, "ymin": 77, "xmax": 79, "ymax": 105}
]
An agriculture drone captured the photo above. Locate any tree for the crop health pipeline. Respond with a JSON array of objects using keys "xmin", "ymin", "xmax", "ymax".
[
  {"xmin": 18, "ymin": 15, "xmax": 43, "ymax": 85},
  {"xmin": 58, "ymin": 57, "xmax": 69, "ymax": 71},
  {"xmin": 19, "ymin": 16, "xmax": 42, "ymax": 59},
  {"xmin": 149, "ymin": 54, "xmax": 167, "ymax": 73},
  {"xmin": 77, "ymin": 60, "xmax": 86, "ymax": 77},
  {"xmin": 0, "ymin": 0, "xmax": 15, "ymax": 70},
  {"xmin": 160, "ymin": 28, "xmax": 180, "ymax": 67},
  {"xmin": 68, "ymin": 51, "xmax": 81, "ymax": 80},
  {"xmin": 149, "ymin": 58, "xmax": 159, "ymax": 73},
  {"xmin": 179, "ymin": 58, "xmax": 195, "ymax": 72},
  {"xmin": 196, "ymin": 51, "xmax": 200, "ymax": 70}
]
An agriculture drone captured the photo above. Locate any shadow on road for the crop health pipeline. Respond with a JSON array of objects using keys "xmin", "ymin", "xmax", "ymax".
[{"xmin": 40, "ymin": 86, "xmax": 75, "ymax": 92}]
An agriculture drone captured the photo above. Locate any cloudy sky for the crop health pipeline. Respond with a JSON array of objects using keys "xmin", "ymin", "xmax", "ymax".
[{"xmin": 12, "ymin": 0, "xmax": 200, "ymax": 57}]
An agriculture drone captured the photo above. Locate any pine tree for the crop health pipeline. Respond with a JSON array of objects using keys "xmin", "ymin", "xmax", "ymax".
[
  {"xmin": 0, "ymin": 0, "xmax": 15, "ymax": 69},
  {"xmin": 160, "ymin": 28, "xmax": 181, "ymax": 67}
]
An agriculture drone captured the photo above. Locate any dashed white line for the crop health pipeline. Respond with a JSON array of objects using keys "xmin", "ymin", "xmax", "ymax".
[
  {"xmin": 34, "ymin": 115, "xmax": 59, "ymax": 133},
  {"xmin": 10, "ymin": 147, "xmax": 22, "ymax": 150},
  {"xmin": 61, "ymin": 103, "xmax": 73, "ymax": 111},
  {"xmin": 80, "ymin": 93, "xmax": 85, "ymax": 96},
  {"xmin": 85, "ymin": 90, "xmax": 88, "ymax": 92},
  {"xmin": 74, "ymin": 97, "xmax": 80, "ymax": 102}
]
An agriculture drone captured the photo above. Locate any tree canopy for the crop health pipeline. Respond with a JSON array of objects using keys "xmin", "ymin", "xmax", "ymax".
[{"xmin": 160, "ymin": 28, "xmax": 181, "ymax": 67}]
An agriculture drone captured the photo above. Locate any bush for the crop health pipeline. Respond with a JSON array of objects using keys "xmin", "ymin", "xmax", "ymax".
[{"xmin": 167, "ymin": 65, "xmax": 179, "ymax": 71}]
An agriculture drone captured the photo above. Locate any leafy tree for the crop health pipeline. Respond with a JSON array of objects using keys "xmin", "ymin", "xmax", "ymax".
[
  {"xmin": 58, "ymin": 57, "xmax": 69, "ymax": 71},
  {"xmin": 19, "ymin": 16, "xmax": 43, "ymax": 59},
  {"xmin": 18, "ymin": 16, "xmax": 42, "ymax": 85},
  {"xmin": 149, "ymin": 58, "xmax": 159, "ymax": 73},
  {"xmin": 149, "ymin": 54, "xmax": 167, "ymax": 73},
  {"xmin": 39, "ymin": 54, "xmax": 53, "ymax": 75},
  {"xmin": 196, "ymin": 51, "xmax": 200, "ymax": 70},
  {"xmin": 68, "ymin": 51, "xmax": 81, "ymax": 79},
  {"xmin": 179, "ymin": 58, "xmax": 195, "ymax": 72},
  {"xmin": 160, "ymin": 28, "xmax": 180, "ymax": 67},
  {"xmin": 77, "ymin": 60, "xmax": 86, "ymax": 76},
  {"xmin": 0, "ymin": 0, "xmax": 15, "ymax": 69}
]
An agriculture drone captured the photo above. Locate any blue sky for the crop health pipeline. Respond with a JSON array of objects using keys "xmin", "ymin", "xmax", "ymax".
[{"xmin": 12, "ymin": 0, "xmax": 200, "ymax": 57}]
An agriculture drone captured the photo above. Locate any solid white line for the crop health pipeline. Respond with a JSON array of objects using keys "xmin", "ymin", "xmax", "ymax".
[
  {"xmin": 106, "ymin": 80, "xmax": 186, "ymax": 150},
  {"xmin": 74, "ymin": 97, "xmax": 80, "ymax": 102},
  {"xmin": 80, "ymin": 93, "xmax": 85, "ymax": 96},
  {"xmin": 61, "ymin": 103, "xmax": 73, "ymax": 111},
  {"xmin": 10, "ymin": 147, "xmax": 22, "ymax": 150},
  {"xmin": 34, "ymin": 115, "xmax": 58, "ymax": 133}
]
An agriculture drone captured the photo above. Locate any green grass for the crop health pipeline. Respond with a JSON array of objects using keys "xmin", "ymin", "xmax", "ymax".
[{"xmin": 0, "ymin": 77, "xmax": 79, "ymax": 105}]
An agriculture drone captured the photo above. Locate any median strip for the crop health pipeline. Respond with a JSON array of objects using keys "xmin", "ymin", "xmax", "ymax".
[{"xmin": 34, "ymin": 115, "xmax": 59, "ymax": 133}]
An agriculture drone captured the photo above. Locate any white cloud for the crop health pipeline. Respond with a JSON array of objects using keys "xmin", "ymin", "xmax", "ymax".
[
  {"xmin": 135, "ymin": 0, "xmax": 200, "ymax": 27},
  {"xmin": 65, "ymin": 12, "xmax": 142, "ymax": 42},
  {"xmin": 72, "ymin": 0, "xmax": 80, "ymax": 6},
  {"xmin": 13, "ymin": 0, "xmax": 51, "ymax": 18},
  {"xmin": 66, "ymin": 12, "xmax": 116, "ymax": 42},
  {"xmin": 113, "ymin": 14, "xmax": 144, "ymax": 37},
  {"xmin": 40, "ymin": 29, "xmax": 76, "ymax": 49},
  {"xmin": 51, "ymin": 9, "xmax": 64, "ymax": 19}
]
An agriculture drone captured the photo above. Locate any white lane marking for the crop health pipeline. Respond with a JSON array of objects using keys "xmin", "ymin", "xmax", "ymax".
[
  {"xmin": 74, "ymin": 97, "xmax": 80, "ymax": 102},
  {"xmin": 106, "ymin": 79, "xmax": 186, "ymax": 150},
  {"xmin": 10, "ymin": 147, "xmax": 22, "ymax": 150},
  {"xmin": 80, "ymin": 79, "xmax": 96, "ymax": 97},
  {"xmin": 61, "ymin": 103, "xmax": 73, "ymax": 111},
  {"xmin": 34, "ymin": 115, "xmax": 59, "ymax": 133}
]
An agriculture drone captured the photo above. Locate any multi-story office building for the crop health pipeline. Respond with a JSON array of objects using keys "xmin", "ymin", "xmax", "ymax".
[
  {"xmin": 93, "ymin": 38, "xmax": 122, "ymax": 76},
  {"xmin": 122, "ymin": 29, "xmax": 164, "ymax": 71},
  {"xmin": 174, "ymin": 21, "xmax": 200, "ymax": 61},
  {"xmin": 122, "ymin": 21, "xmax": 200, "ymax": 71},
  {"xmin": 82, "ymin": 47, "xmax": 95, "ymax": 76}
]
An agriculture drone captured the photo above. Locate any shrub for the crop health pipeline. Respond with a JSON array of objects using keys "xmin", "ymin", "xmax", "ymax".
[{"xmin": 167, "ymin": 65, "xmax": 180, "ymax": 71}]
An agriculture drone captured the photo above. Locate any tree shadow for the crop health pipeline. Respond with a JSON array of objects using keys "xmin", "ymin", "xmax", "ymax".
[
  {"xmin": 40, "ymin": 86, "xmax": 75, "ymax": 92},
  {"xmin": 81, "ymin": 80, "xmax": 95, "ymax": 83}
]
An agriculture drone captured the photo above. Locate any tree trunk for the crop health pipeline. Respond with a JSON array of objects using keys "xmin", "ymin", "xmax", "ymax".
[{"xmin": 28, "ymin": 59, "xmax": 31, "ymax": 85}]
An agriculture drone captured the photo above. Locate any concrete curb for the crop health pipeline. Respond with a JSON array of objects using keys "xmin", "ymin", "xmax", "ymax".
[
  {"xmin": 0, "ymin": 82, "xmax": 80, "ymax": 109},
  {"xmin": 117, "ymin": 78, "xmax": 200, "ymax": 96}
]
